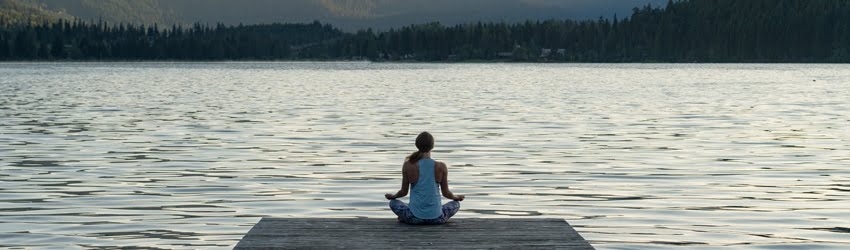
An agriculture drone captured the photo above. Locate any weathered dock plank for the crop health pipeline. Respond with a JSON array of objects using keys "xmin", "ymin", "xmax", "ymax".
[{"xmin": 235, "ymin": 218, "xmax": 594, "ymax": 249}]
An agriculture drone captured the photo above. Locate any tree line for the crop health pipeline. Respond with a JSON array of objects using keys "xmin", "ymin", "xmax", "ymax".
[
  {"xmin": 0, "ymin": 19, "xmax": 342, "ymax": 60},
  {"xmin": 2, "ymin": 0, "xmax": 850, "ymax": 62}
]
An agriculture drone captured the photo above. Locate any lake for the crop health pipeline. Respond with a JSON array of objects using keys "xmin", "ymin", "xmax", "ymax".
[{"xmin": 0, "ymin": 62, "xmax": 847, "ymax": 249}]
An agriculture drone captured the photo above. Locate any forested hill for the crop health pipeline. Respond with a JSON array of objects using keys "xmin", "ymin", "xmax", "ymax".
[
  {"xmin": 34, "ymin": 0, "xmax": 179, "ymax": 25},
  {"xmin": 0, "ymin": 0, "xmax": 72, "ymax": 24},
  {"xmin": 2, "ymin": 0, "xmax": 850, "ymax": 63},
  {"xmin": 3, "ymin": 0, "xmax": 664, "ymax": 31}
]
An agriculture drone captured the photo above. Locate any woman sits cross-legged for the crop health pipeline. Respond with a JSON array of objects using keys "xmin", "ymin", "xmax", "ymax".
[{"xmin": 385, "ymin": 131, "xmax": 465, "ymax": 225}]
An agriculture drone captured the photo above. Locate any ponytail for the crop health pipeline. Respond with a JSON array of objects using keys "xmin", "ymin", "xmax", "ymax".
[{"xmin": 407, "ymin": 151, "xmax": 424, "ymax": 163}]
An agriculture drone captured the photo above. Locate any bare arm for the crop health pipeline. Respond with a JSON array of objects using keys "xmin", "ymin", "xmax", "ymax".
[
  {"xmin": 385, "ymin": 163, "xmax": 410, "ymax": 199},
  {"xmin": 439, "ymin": 162, "xmax": 465, "ymax": 201}
]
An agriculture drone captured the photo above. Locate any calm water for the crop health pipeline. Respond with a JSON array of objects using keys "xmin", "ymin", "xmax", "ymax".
[{"xmin": 0, "ymin": 62, "xmax": 848, "ymax": 249}]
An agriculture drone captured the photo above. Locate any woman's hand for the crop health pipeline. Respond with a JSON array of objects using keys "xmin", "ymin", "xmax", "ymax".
[
  {"xmin": 385, "ymin": 193, "xmax": 396, "ymax": 200},
  {"xmin": 453, "ymin": 194, "xmax": 465, "ymax": 201}
]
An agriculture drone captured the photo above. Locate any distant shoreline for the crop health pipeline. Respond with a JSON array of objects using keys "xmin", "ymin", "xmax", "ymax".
[
  {"xmin": 0, "ymin": 60, "xmax": 846, "ymax": 64},
  {"xmin": 4, "ymin": 1, "xmax": 850, "ymax": 64}
]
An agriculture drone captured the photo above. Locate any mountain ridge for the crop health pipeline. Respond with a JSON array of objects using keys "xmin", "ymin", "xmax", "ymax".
[
  {"xmin": 5, "ymin": 0, "xmax": 666, "ymax": 30},
  {"xmin": 0, "ymin": 0, "xmax": 73, "ymax": 24}
]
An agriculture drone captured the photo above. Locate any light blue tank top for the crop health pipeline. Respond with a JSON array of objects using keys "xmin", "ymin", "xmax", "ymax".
[{"xmin": 409, "ymin": 158, "xmax": 442, "ymax": 219}]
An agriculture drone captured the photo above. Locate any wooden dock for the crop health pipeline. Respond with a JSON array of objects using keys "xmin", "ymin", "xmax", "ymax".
[{"xmin": 234, "ymin": 218, "xmax": 594, "ymax": 249}]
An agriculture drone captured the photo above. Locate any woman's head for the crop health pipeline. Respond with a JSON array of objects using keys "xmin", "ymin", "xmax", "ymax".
[
  {"xmin": 407, "ymin": 132, "xmax": 434, "ymax": 163},
  {"xmin": 415, "ymin": 131, "xmax": 434, "ymax": 153}
]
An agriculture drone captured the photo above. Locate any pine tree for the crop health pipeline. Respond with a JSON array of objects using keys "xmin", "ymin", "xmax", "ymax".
[
  {"xmin": 51, "ymin": 36, "xmax": 64, "ymax": 59},
  {"xmin": 14, "ymin": 30, "xmax": 38, "ymax": 59},
  {"xmin": 0, "ymin": 33, "xmax": 8, "ymax": 59}
]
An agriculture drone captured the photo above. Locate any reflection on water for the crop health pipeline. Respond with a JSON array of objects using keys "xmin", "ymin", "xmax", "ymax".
[{"xmin": 0, "ymin": 62, "xmax": 848, "ymax": 249}]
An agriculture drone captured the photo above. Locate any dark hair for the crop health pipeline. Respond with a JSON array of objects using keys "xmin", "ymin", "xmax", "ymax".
[{"xmin": 407, "ymin": 132, "xmax": 434, "ymax": 163}]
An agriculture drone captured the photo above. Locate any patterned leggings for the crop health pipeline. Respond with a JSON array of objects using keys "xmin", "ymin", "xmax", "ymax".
[{"xmin": 389, "ymin": 200, "xmax": 460, "ymax": 225}]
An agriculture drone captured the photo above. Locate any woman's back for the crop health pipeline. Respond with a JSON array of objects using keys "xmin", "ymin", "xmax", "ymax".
[{"xmin": 409, "ymin": 158, "xmax": 442, "ymax": 219}]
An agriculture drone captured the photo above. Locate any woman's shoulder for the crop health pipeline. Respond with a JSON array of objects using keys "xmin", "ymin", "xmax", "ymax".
[
  {"xmin": 434, "ymin": 160, "xmax": 448, "ymax": 169},
  {"xmin": 402, "ymin": 160, "xmax": 415, "ymax": 168}
]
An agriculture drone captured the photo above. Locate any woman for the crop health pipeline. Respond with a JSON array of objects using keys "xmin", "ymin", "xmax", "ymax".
[{"xmin": 385, "ymin": 131, "xmax": 465, "ymax": 225}]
